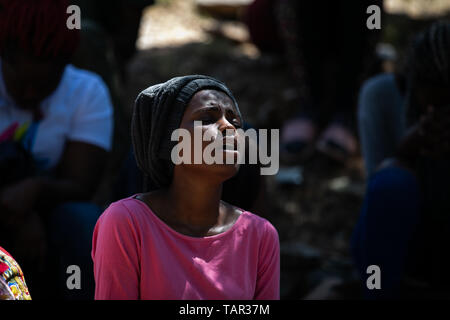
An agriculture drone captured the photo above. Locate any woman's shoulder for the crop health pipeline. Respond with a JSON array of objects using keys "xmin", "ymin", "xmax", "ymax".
[
  {"xmin": 222, "ymin": 202, "xmax": 279, "ymax": 241},
  {"xmin": 236, "ymin": 210, "xmax": 280, "ymax": 252},
  {"xmin": 53, "ymin": 64, "xmax": 111, "ymax": 108},
  {"xmin": 242, "ymin": 211, "xmax": 277, "ymax": 231},
  {"xmin": 0, "ymin": 247, "xmax": 31, "ymax": 300},
  {"xmin": 63, "ymin": 64, "xmax": 108, "ymax": 90},
  {"xmin": 98, "ymin": 196, "xmax": 148, "ymax": 227}
]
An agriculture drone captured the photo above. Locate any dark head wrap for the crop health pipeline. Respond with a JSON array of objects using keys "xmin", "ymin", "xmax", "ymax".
[{"xmin": 131, "ymin": 75, "xmax": 242, "ymax": 190}]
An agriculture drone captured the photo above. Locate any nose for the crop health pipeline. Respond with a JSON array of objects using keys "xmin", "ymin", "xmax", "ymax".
[{"xmin": 217, "ymin": 116, "xmax": 236, "ymax": 134}]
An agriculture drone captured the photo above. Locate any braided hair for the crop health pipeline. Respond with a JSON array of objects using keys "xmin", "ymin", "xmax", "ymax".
[
  {"xmin": 0, "ymin": 0, "xmax": 80, "ymax": 61},
  {"xmin": 405, "ymin": 20, "xmax": 450, "ymax": 125},
  {"xmin": 401, "ymin": 21, "xmax": 450, "ymax": 296}
]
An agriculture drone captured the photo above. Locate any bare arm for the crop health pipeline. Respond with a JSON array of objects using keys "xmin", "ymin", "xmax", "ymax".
[
  {"xmin": 36, "ymin": 140, "xmax": 108, "ymax": 205},
  {"xmin": 0, "ymin": 141, "xmax": 108, "ymax": 221}
]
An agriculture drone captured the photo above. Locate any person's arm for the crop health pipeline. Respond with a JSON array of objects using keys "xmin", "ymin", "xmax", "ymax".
[
  {"xmin": 0, "ymin": 74, "xmax": 113, "ymax": 216},
  {"xmin": 351, "ymin": 165, "xmax": 421, "ymax": 299},
  {"xmin": 42, "ymin": 73, "xmax": 114, "ymax": 204},
  {"xmin": 0, "ymin": 141, "xmax": 107, "ymax": 228},
  {"xmin": 254, "ymin": 221, "xmax": 280, "ymax": 300},
  {"xmin": 37, "ymin": 141, "xmax": 107, "ymax": 204},
  {"xmin": 92, "ymin": 202, "xmax": 140, "ymax": 300}
]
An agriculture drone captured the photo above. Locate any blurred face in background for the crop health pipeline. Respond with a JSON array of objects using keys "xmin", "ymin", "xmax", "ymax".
[
  {"xmin": 413, "ymin": 84, "xmax": 450, "ymax": 157},
  {"xmin": 2, "ymin": 48, "xmax": 66, "ymax": 110},
  {"xmin": 415, "ymin": 85, "xmax": 450, "ymax": 113}
]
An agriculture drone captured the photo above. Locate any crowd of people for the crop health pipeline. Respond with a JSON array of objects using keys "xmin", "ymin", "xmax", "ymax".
[{"xmin": 0, "ymin": 0, "xmax": 449, "ymax": 300}]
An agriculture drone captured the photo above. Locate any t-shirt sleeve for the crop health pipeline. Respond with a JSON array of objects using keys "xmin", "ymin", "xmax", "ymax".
[
  {"xmin": 254, "ymin": 221, "xmax": 280, "ymax": 300},
  {"xmin": 68, "ymin": 75, "xmax": 114, "ymax": 151},
  {"xmin": 92, "ymin": 202, "xmax": 140, "ymax": 300}
]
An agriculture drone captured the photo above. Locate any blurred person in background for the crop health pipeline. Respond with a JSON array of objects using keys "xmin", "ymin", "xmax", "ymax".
[
  {"xmin": 70, "ymin": 0, "xmax": 156, "ymax": 206},
  {"xmin": 352, "ymin": 21, "xmax": 450, "ymax": 299},
  {"xmin": 244, "ymin": 0, "xmax": 383, "ymax": 164},
  {"xmin": 358, "ymin": 61, "xmax": 406, "ymax": 178},
  {"xmin": 72, "ymin": 0, "xmax": 155, "ymax": 80},
  {"xmin": 0, "ymin": 0, "xmax": 113, "ymax": 299}
]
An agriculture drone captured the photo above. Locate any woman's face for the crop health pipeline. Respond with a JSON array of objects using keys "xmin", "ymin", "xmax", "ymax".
[
  {"xmin": 174, "ymin": 89, "xmax": 243, "ymax": 181},
  {"xmin": 2, "ymin": 49, "xmax": 65, "ymax": 110}
]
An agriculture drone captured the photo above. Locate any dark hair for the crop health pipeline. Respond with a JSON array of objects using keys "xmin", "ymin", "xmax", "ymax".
[
  {"xmin": 0, "ymin": 0, "xmax": 80, "ymax": 61},
  {"xmin": 401, "ymin": 21, "xmax": 450, "ymax": 295},
  {"xmin": 405, "ymin": 21, "xmax": 450, "ymax": 125}
]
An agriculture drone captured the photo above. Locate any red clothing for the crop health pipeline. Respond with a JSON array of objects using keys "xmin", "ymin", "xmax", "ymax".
[
  {"xmin": 0, "ymin": 246, "xmax": 31, "ymax": 300},
  {"xmin": 92, "ymin": 196, "xmax": 280, "ymax": 300}
]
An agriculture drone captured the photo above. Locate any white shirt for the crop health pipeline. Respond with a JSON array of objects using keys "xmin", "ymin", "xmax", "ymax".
[{"xmin": 0, "ymin": 60, "xmax": 114, "ymax": 171}]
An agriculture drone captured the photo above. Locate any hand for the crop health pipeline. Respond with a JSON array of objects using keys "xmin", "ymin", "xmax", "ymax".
[{"xmin": 0, "ymin": 178, "xmax": 40, "ymax": 227}]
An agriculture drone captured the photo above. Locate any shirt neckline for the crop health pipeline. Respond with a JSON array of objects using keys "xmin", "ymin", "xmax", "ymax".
[{"xmin": 129, "ymin": 194, "xmax": 247, "ymax": 242}]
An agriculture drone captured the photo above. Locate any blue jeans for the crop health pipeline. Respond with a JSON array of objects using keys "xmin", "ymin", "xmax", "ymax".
[
  {"xmin": 351, "ymin": 165, "xmax": 421, "ymax": 299},
  {"xmin": 46, "ymin": 202, "xmax": 102, "ymax": 300}
]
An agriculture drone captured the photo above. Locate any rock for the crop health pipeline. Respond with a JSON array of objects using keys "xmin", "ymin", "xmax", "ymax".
[
  {"xmin": 302, "ymin": 277, "xmax": 343, "ymax": 300},
  {"xmin": 280, "ymin": 241, "xmax": 322, "ymax": 270},
  {"xmin": 275, "ymin": 166, "xmax": 304, "ymax": 186},
  {"xmin": 280, "ymin": 241, "xmax": 323, "ymax": 299}
]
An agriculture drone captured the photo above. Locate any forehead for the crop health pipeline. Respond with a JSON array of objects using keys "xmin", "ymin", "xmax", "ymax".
[{"xmin": 186, "ymin": 89, "xmax": 236, "ymax": 112}]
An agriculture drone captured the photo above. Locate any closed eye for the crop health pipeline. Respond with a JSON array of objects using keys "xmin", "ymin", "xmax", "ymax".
[{"xmin": 199, "ymin": 118, "xmax": 216, "ymax": 124}]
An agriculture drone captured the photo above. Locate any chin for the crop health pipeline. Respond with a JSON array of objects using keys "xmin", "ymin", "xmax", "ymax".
[
  {"xmin": 217, "ymin": 162, "xmax": 240, "ymax": 177},
  {"xmin": 183, "ymin": 162, "xmax": 240, "ymax": 182},
  {"xmin": 215, "ymin": 151, "xmax": 241, "ymax": 177}
]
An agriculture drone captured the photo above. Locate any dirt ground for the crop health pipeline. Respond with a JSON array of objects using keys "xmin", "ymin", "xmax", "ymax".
[{"xmin": 120, "ymin": 0, "xmax": 450, "ymax": 299}]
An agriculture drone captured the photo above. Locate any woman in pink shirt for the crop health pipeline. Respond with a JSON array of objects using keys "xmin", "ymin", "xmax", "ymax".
[{"xmin": 92, "ymin": 75, "xmax": 280, "ymax": 300}]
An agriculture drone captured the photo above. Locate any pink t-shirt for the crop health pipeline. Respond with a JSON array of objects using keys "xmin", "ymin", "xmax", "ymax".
[{"xmin": 91, "ymin": 196, "xmax": 280, "ymax": 300}]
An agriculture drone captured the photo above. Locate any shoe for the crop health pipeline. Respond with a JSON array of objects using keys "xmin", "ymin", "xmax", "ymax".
[
  {"xmin": 280, "ymin": 117, "xmax": 317, "ymax": 164},
  {"xmin": 316, "ymin": 123, "xmax": 358, "ymax": 163}
]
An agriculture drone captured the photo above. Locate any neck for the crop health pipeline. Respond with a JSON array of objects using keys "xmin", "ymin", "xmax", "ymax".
[{"xmin": 165, "ymin": 171, "xmax": 223, "ymax": 228}]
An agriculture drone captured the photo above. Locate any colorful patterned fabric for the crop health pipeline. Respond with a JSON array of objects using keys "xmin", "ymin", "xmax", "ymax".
[{"xmin": 0, "ymin": 246, "xmax": 31, "ymax": 300}]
